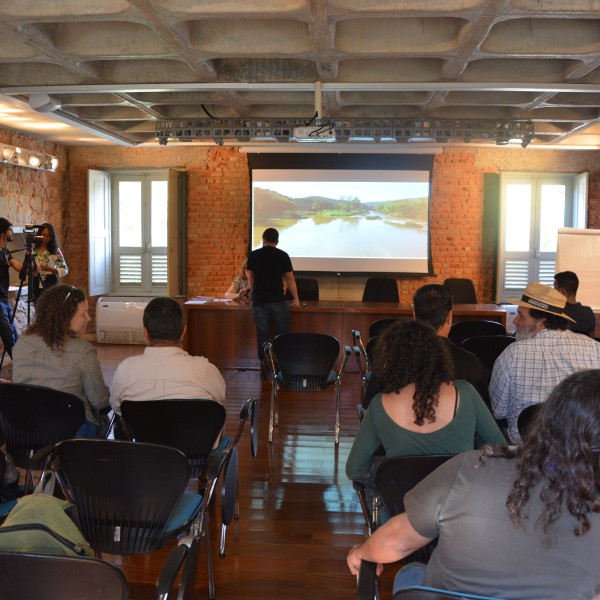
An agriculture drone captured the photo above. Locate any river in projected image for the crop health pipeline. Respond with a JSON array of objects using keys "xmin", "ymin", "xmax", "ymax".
[{"xmin": 255, "ymin": 215, "xmax": 427, "ymax": 257}]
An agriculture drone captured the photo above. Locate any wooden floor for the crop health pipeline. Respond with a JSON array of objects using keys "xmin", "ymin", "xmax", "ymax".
[{"xmin": 80, "ymin": 344, "xmax": 399, "ymax": 600}]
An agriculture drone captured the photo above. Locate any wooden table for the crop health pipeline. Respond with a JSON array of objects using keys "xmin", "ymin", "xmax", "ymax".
[{"xmin": 184, "ymin": 300, "xmax": 507, "ymax": 371}]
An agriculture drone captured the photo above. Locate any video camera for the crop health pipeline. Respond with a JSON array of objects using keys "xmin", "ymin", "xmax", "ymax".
[{"xmin": 23, "ymin": 224, "xmax": 44, "ymax": 247}]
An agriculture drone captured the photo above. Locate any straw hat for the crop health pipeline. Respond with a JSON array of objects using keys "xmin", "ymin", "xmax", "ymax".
[{"xmin": 516, "ymin": 282, "xmax": 575, "ymax": 323}]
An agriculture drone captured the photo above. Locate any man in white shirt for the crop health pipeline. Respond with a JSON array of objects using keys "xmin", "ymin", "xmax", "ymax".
[
  {"xmin": 111, "ymin": 296, "xmax": 226, "ymax": 417},
  {"xmin": 490, "ymin": 282, "xmax": 600, "ymax": 443}
]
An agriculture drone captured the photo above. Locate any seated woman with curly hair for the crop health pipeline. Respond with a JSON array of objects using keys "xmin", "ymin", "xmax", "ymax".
[
  {"xmin": 348, "ymin": 369, "xmax": 600, "ymax": 599},
  {"xmin": 12, "ymin": 284, "xmax": 109, "ymax": 438},
  {"xmin": 346, "ymin": 319, "xmax": 504, "ymax": 481}
]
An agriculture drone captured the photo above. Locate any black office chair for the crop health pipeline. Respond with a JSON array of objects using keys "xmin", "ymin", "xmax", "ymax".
[
  {"xmin": 369, "ymin": 318, "xmax": 401, "ymax": 339},
  {"xmin": 120, "ymin": 397, "xmax": 258, "ymax": 557},
  {"xmin": 443, "ymin": 278, "xmax": 478, "ymax": 304},
  {"xmin": 285, "ymin": 277, "xmax": 319, "ymax": 301},
  {"xmin": 517, "ymin": 403, "xmax": 542, "ymax": 440},
  {"xmin": 48, "ymin": 439, "xmax": 212, "ymax": 598},
  {"xmin": 0, "ymin": 383, "xmax": 85, "ymax": 493},
  {"xmin": 357, "ymin": 559, "xmax": 504, "ymax": 600},
  {"xmin": 448, "ymin": 320, "xmax": 506, "ymax": 347},
  {"xmin": 353, "ymin": 455, "xmax": 453, "ymax": 561},
  {"xmin": 0, "ymin": 551, "xmax": 129, "ymax": 600},
  {"xmin": 264, "ymin": 332, "xmax": 351, "ymax": 444},
  {"xmin": 461, "ymin": 334, "xmax": 515, "ymax": 379},
  {"xmin": 362, "ymin": 277, "xmax": 399, "ymax": 303}
]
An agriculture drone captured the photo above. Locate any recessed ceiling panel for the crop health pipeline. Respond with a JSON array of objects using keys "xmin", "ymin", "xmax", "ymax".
[
  {"xmin": 482, "ymin": 18, "xmax": 600, "ymax": 55},
  {"xmin": 185, "ymin": 19, "xmax": 312, "ymax": 54},
  {"xmin": 339, "ymin": 58, "xmax": 446, "ymax": 82},
  {"xmin": 336, "ymin": 18, "xmax": 468, "ymax": 54}
]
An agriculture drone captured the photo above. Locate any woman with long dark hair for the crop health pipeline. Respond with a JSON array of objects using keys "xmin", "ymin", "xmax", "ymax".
[
  {"xmin": 348, "ymin": 369, "xmax": 600, "ymax": 599},
  {"xmin": 346, "ymin": 319, "xmax": 504, "ymax": 481},
  {"xmin": 12, "ymin": 284, "xmax": 109, "ymax": 438},
  {"xmin": 32, "ymin": 222, "xmax": 68, "ymax": 301}
]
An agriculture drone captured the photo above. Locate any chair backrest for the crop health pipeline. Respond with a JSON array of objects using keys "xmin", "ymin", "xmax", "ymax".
[
  {"xmin": 0, "ymin": 551, "xmax": 128, "ymax": 600},
  {"xmin": 272, "ymin": 332, "xmax": 340, "ymax": 391},
  {"xmin": 443, "ymin": 278, "xmax": 478, "ymax": 304},
  {"xmin": 285, "ymin": 277, "xmax": 319, "ymax": 301},
  {"xmin": 448, "ymin": 320, "xmax": 506, "ymax": 347},
  {"xmin": 0, "ymin": 383, "xmax": 85, "ymax": 468},
  {"xmin": 368, "ymin": 317, "xmax": 400, "ymax": 338},
  {"xmin": 517, "ymin": 403, "xmax": 542, "ymax": 439},
  {"xmin": 120, "ymin": 399, "xmax": 226, "ymax": 478},
  {"xmin": 376, "ymin": 455, "xmax": 454, "ymax": 518},
  {"xmin": 362, "ymin": 277, "xmax": 399, "ymax": 302},
  {"xmin": 461, "ymin": 334, "xmax": 516, "ymax": 371},
  {"xmin": 52, "ymin": 439, "xmax": 190, "ymax": 555}
]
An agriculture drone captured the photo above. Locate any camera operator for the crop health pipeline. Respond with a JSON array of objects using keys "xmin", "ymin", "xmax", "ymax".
[
  {"xmin": 31, "ymin": 222, "xmax": 68, "ymax": 301},
  {"xmin": 0, "ymin": 218, "xmax": 23, "ymax": 358}
]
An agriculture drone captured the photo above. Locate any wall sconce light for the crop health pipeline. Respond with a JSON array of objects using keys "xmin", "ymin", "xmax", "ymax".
[{"xmin": 0, "ymin": 143, "xmax": 58, "ymax": 173}]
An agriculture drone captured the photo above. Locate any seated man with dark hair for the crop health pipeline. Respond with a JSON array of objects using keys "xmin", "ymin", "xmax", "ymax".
[
  {"xmin": 363, "ymin": 284, "xmax": 489, "ymax": 410},
  {"xmin": 110, "ymin": 296, "xmax": 225, "ymax": 417},
  {"xmin": 554, "ymin": 270, "xmax": 596, "ymax": 335}
]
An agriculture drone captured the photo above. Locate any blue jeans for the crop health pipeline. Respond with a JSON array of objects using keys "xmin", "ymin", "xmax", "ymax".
[
  {"xmin": 252, "ymin": 301, "xmax": 291, "ymax": 360},
  {"xmin": 393, "ymin": 562, "xmax": 427, "ymax": 594},
  {"xmin": 0, "ymin": 299, "xmax": 18, "ymax": 358}
]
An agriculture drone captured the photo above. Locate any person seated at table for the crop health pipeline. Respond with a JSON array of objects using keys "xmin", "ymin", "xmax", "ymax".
[
  {"xmin": 347, "ymin": 369, "xmax": 600, "ymax": 600},
  {"xmin": 346, "ymin": 319, "xmax": 505, "ymax": 483},
  {"xmin": 224, "ymin": 259, "xmax": 250, "ymax": 301},
  {"xmin": 12, "ymin": 284, "xmax": 109, "ymax": 438}
]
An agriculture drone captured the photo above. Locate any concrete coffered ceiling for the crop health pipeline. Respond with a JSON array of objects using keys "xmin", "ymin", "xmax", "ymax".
[{"xmin": 2, "ymin": 0, "xmax": 600, "ymax": 147}]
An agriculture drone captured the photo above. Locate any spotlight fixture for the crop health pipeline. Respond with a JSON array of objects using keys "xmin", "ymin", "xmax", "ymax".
[{"xmin": 0, "ymin": 143, "xmax": 58, "ymax": 172}]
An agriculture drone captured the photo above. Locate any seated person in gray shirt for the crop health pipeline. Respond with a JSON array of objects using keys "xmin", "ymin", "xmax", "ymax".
[
  {"xmin": 347, "ymin": 369, "xmax": 600, "ymax": 600},
  {"xmin": 12, "ymin": 284, "xmax": 110, "ymax": 438}
]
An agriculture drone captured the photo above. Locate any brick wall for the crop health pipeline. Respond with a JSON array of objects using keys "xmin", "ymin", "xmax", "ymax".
[{"xmin": 4, "ymin": 124, "xmax": 600, "ymax": 332}]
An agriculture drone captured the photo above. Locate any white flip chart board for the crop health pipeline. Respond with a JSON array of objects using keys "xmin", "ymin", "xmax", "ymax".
[{"xmin": 556, "ymin": 228, "xmax": 600, "ymax": 310}]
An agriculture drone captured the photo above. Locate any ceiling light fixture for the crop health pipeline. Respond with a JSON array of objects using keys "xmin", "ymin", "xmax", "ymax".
[{"xmin": 0, "ymin": 143, "xmax": 58, "ymax": 172}]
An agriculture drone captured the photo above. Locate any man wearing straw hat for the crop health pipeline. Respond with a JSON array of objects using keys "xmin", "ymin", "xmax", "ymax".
[{"xmin": 490, "ymin": 282, "xmax": 600, "ymax": 443}]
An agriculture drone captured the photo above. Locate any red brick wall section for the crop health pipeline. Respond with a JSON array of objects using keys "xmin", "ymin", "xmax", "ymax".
[
  {"xmin": 4, "ymin": 122, "xmax": 600, "ymax": 331},
  {"xmin": 67, "ymin": 145, "xmax": 250, "ymax": 323}
]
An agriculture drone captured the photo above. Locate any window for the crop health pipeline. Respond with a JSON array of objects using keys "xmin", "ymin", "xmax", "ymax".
[
  {"xmin": 497, "ymin": 173, "xmax": 587, "ymax": 303},
  {"xmin": 112, "ymin": 173, "xmax": 168, "ymax": 293},
  {"xmin": 88, "ymin": 169, "xmax": 186, "ymax": 297}
]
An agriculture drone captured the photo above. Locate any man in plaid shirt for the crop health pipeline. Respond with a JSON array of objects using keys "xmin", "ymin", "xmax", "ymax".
[{"xmin": 490, "ymin": 282, "xmax": 600, "ymax": 443}]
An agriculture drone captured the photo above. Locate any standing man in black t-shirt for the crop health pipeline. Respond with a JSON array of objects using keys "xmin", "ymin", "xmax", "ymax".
[
  {"xmin": 0, "ymin": 218, "xmax": 23, "ymax": 357},
  {"xmin": 246, "ymin": 228, "xmax": 299, "ymax": 369}
]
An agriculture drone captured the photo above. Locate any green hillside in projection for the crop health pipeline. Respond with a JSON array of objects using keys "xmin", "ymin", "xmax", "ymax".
[{"xmin": 254, "ymin": 188, "xmax": 428, "ymax": 221}]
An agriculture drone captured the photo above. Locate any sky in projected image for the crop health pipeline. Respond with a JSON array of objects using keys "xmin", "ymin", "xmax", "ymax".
[{"xmin": 251, "ymin": 170, "xmax": 430, "ymax": 271}]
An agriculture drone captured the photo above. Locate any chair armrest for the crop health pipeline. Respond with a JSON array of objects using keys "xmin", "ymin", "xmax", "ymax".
[
  {"xmin": 337, "ymin": 346, "xmax": 352, "ymax": 379},
  {"xmin": 264, "ymin": 342, "xmax": 275, "ymax": 378},
  {"xmin": 231, "ymin": 398, "xmax": 259, "ymax": 457},
  {"xmin": 357, "ymin": 560, "xmax": 378, "ymax": 600},
  {"xmin": 156, "ymin": 543, "xmax": 187, "ymax": 597}
]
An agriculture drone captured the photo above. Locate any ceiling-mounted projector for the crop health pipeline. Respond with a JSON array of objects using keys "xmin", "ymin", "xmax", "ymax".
[{"xmin": 292, "ymin": 125, "xmax": 336, "ymax": 142}]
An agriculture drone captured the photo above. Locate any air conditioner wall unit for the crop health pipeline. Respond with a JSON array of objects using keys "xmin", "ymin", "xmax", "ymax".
[{"xmin": 96, "ymin": 296, "xmax": 153, "ymax": 344}]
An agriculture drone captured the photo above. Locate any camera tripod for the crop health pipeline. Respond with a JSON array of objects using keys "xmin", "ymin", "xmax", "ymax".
[{"xmin": 0, "ymin": 243, "xmax": 44, "ymax": 370}]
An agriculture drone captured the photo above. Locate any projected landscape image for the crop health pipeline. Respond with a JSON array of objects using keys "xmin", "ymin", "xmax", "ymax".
[{"xmin": 252, "ymin": 181, "xmax": 429, "ymax": 259}]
